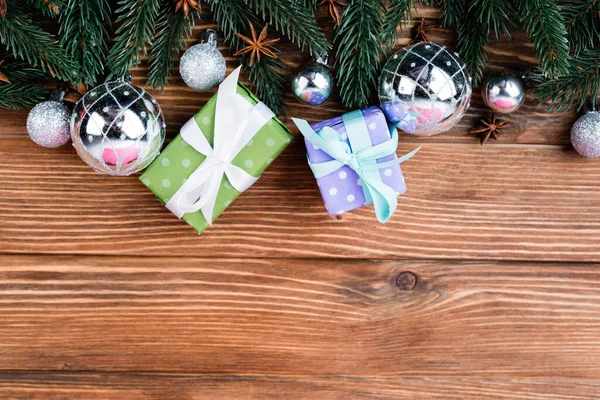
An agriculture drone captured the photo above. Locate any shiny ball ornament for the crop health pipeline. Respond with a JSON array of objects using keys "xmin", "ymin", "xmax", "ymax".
[
  {"xmin": 291, "ymin": 55, "xmax": 334, "ymax": 105},
  {"xmin": 482, "ymin": 72, "xmax": 526, "ymax": 113},
  {"xmin": 26, "ymin": 94, "xmax": 71, "ymax": 148},
  {"xmin": 179, "ymin": 29, "xmax": 226, "ymax": 90},
  {"xmin": 70, "ymin": 77, "xmax": 166, "ymax": 176},
  {"xmin": 571, "ymin": 111, "xmax": 600, "ymax": 158},
  {"xmin": 378, "ymin": 42, "xmax": 472, "ymax": 136}
]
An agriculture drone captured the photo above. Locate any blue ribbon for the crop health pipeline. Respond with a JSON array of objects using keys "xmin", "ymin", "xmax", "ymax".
[{"xmin": 292, "ymin": 113, "xmax": 420, "ymax": 223}]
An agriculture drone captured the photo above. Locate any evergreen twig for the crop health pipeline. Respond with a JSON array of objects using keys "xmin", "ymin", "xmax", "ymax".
[
  {"xmin": 148, "ymin": 1, "xmax": 199, "ymax": 90},
  {"xmin": 242, "ymin": 0, "xmax": 330, "ymax": 56},
  {"xmin": 563, "ymin": 0, "xmax": 600, "ymax": 57},
  {"xmin": 515, "ymin": 0, "xmax": 570, "ymax": 79},
  {"xmin": 456, "ymin": 7, "xmax": 489, "ymax": 86},
  {"xmin": 0, "ymin": 4, "xmax": 75, "ymax": 82},
  {"xmin": 0, "ymin": 57, "xmax": 48, "ymax": 82},
  {"xmin": 381, "ymin": 0, "xmax": 415, "ymax": 49},
  {"xmin": 106, "ymin": 0, "xmax": 161, "ymax": 78},
  {"xmin": 0, "ymin": 83, "xmax": 48, "ymax": 109},
  {"xmin": 26, "ymin": 0, "xmax": 63, "ymax": 17},
  {"xmin": 59, "ymin": 0, "xmax": 111, "ymax": 87}
]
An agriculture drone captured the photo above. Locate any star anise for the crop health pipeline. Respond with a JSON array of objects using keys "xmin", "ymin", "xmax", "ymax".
[
  {"xmin": 234, "ymin": 23, "xmax": 280, "ymax": 67},
  {"xmin": 0, "ymin": 0, "xmax": 7, "ymax": 19},
  {"xmin": 470, "ymin": 114, "xmax": 511, "ymax": 145},
  {"xmin": 174, "ymin": 0, "xmax": 200, "ymax": 17},
  {"xmin": 319, "ymin": 0, "xmax": 348, "ymax": 25},
  {"xmin": 0, "ymin": 60, "xmax": 9, "ymax": 84}
]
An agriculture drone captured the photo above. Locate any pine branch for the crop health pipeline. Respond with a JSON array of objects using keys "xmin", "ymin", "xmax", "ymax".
[
  {"xmin": 563, "ymin": 0, "xmax": 600, "ymax": 57},
  {"xmin": 205, "ymin": 0, "xmax": 286, "ymax": 114},
  {"xmin": 468, "ymin": 0, "xmax": 514, "ymax": 39},
  {"xmin": 514, "ymin": 0, "xmax": 570, "ymax": 79},
  {"xmin": 147, "ymin": 1, "xmax": 199, "ymax": 90},
  {"xmin": 0, "ymin": 82, "xmax": 48, "ymax": 109},
  {"xmin": 435, "ymin": 0, "xmax": 465, "ymax": 28},
  {"xmin": 0, "ymin": 4, "xmax": 75, "ymax": 82},
  {"xmin": 532, "ymin": 47, "xmax": 600, "ymax": 112},
  {"xmin": 242, "ymin": 0, "xmax": 330, "ymax": 56},
  {"xmin": 26, "ymin": 0, "xmax": 63, "ymax": 17},
  {"xmin": 456, "ymin": 6, "xmax": 489, "ymax": 86},
  {"xmin": 106, "ymin": 0, "xmax": 161, "ymax": 79},
  {"xmin": 0, "ymin": 57, "xmax": 48, "ymax": 82},
  {"xmin": 59, "ymin": 0, "xmax": 111, "ymax": 87},
  {"xmin": 335, "ymin": 0, "xmax": 386, "ymax": 108},
  {"xmin": 381, "ymin": 0, "xmax": 415, "ymax": 49}
]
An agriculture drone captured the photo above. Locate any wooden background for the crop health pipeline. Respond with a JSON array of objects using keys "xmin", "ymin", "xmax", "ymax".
[{"xmin": 1, "ymin": 5, "xmax": 599, "ymax": 399}]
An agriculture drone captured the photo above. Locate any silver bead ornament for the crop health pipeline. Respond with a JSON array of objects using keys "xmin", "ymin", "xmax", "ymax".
[
  {"xmin": 180, "ymin": 29, "xmax": 226, "ymax": 90},
  {"xmin": 26, "ymin": 90, "xmax": 71, "ymax": 148},
  {"xmin": 571, "ymin": 110, "xmax": 600, "ymax": 158},
  {"xmin": 291, "ymin": 54, "xmax": 334, "ymax": 105},
  {"xmin": 378, "ymin": 42, "xmax": 472, "ymax": 136},
  {"xmin": 70, "ymin": 76, "xmax": 166, "ymax": 176},
  {"xmin": 482, "ymin": 72, "xmax": 526, "ymax": 114}
]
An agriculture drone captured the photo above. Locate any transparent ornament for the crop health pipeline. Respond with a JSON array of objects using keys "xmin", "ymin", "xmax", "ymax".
[
  {"xmin": 378, "ymin": 42, "xmax": 472, "ymax": 136},
  {"xmin": 70, "ymin": 76, "xmax": 166, "ymax": 176}
]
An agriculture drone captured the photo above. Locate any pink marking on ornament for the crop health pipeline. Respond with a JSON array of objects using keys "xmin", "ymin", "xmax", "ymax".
[
  {"xmin": 410, "ymin": 107, "xmax": 443, "ymax": 123},
  {"xmin": 102, "ymin": 146, "xmax": 139, "ymax": 165},
  {"xmin": 493, "ymin": 98, "xmax": 514, "ymax": 109}
]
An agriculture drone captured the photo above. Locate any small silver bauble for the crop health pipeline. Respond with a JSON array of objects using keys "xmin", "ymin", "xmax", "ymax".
[
  {"xmin": 378, "ymin": 42, "xmax": 472, "ymax": 136},
  {"xmin": 571, "ymin": 110, "xmax": 600, "ymax": 158},
  {"xmin": 482, "ymin": 72, "xmax": 526, "ymax": 113},
  {"xmin": 70, "ymin": 76, "xmax": 166, "ymax": 176},
  {"xmin": 179, "ymin": 29, "xmax": 226, "ymax": 90},
  {"xmin": 26, "ymin": 90, "xmax": 71, "ymax": 148},
  {"xmin": 291, "ymin": 54, "xmax": 334, "ymax": 105}
]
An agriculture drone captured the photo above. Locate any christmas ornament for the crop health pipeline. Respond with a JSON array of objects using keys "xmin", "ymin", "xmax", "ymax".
[
  {"xmin": 70, "ymin": 75, "xmax": 166, "ymax": 176},
  {"xmin": 291, "ymin": 54, "xmax": 334, "ymax": 105},
  {"xmin": 318, "ymin": 0, "xmax": 348, "ymax": 25},
  {"xmin": 26, "ymin": 89, "xmax": 71, "ymax": 148},
  {"xmin": 174, "ymin": 0, "xmax": 201, "ymax": 17},
  {"xmin": 470, "ymin": 114, "xmax": 511, "ymax": 145},
  {"xmin": 378, "ymin": 42, "xmax": 472, "ymax": 136},
  {"xmin": 179, "ymin": 29, "xmax": 226, "ymax": 91},
  {"xmin": 482, "ymin": 72, "xmax": 526, "ymax": 114},
  {"xmin": 571, "ymin": 110, "xmax": 600, "ymax": 158},
  {"xmin": 234, "ymin": 23, "xmax": 279, "ymax": 67}
]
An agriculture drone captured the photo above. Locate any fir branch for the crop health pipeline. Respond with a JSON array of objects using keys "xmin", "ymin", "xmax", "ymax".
[
  {"xmin": 335, "ymin": 0, "xmax": 386, "ymax": 108},
  {"xmin": 59, "ymin": 0, "xmax": 111, "ymax": 87},
  {"xmin": 242, "ymin": 0, "xmax": 330, "ymax": 56},
  {"xmin": 147, "ymin": 2, "xmax": 199, "ymax": 90},
  {"xmin": 532, "ymin": 47, "xmax": 600, "ymax": 112},
  {"xmin": 26, "ymin": 0, "xmax": 63, "ymax": 17},
  {"xmin": 468, "ymin": 0, "xmax": 514, "ymax": 39},
  {"xmin": 515, "ymin": 0, "xmax": 570, "ymax": 79},
  {"xmin": 0, "ymin": 82, "xmax": 48, "ymax": 109},
  {"xmin": 106, "ymin": 0, "xmax": 161, "ymax": 78},
  {"xmin": 434, "ymin": 0, "xmax": 465, "ymax": 28},
  {"xmin": 0, "ymin": 4, "xmax": 75, "ymax": 82},
  {"xmin": 0, "ymin": 57, "xmax": 48, "ymax": 82},
  {"xmin": 563, "ymin": 0, "xmax": 600, "ymax": 57},
  {"xmin": 456, "ymin": 7, "xmax": 489, "ymax": 86},
  {"xmin": 381, "ymin": 0, "xmax": 415, "ymax": 49},
  {"xmin": 206, "ymin": 0, "xmax": 286, "ymax": 114}
]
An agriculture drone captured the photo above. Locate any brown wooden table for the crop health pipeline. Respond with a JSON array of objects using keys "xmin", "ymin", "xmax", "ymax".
[{"xmin": 1, "ymin": 6, "xmax": 599, "ymax": 399}]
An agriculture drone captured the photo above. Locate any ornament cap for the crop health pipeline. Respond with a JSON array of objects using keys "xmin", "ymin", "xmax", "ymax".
[
  {"xmin": 316, "ymin": 53, "xmax": 329, "ymax": 66},
  {"xmin": 49, "ymin": 88, "xmax": 67, "ymax": 102},
  {"xmin": 115, "ymin": 73, "xmax": 133, "ymax": 84},
  {"xmin": 201, "ymin": 29, "xmax": 219, "ymax": 48},
  {"xmin": 584, "ymin": 98, "xmax": 599, "ymax": 114}
]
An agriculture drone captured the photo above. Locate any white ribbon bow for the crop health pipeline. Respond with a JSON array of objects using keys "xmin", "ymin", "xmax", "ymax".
[{"xmin": 165, "ymin": 66, "xmax": 274, "ymax": 224}]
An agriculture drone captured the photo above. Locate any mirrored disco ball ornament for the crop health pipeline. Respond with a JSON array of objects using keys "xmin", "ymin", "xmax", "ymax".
[
  {"xmin": 291, "ymin": 54, "xmax": 334, "ymax": 105},
  {"xmin": 71, "ymin": 76, "xmax": 166, "ymax": 176},
  {"xmin": 378, "ymin": 42, "xmax": 472, "ymax": 136},
  {"xmin": 482, "ymin": 72, "xmax": 526, "ymax": 114}
]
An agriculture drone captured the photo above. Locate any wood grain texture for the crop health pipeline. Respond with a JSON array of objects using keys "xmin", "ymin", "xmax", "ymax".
[
  {"xmin": 1, "ymin": 136, "xmax": 600, "ymax": 260},
  {"xmin": 1, "ymin": 256, "xmax": 599, "ymax": 378},
  {"xmin": 1, "ymin": 373, "xmax": 599, "ymax": 399}
]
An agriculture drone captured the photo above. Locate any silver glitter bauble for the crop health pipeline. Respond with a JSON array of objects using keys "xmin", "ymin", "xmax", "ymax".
[
  {"xmin": 571, "ymin": 111, "xmax": 600, "ymax": 158},
  {"xmin": 482, "ymin": 72, "xmax": 526, "ymax": 114},
  {"xmin": 70, "ymin": 76, "xmax": 166, "ymax": 176},
  {"xmin": 378, "ymin": 42, "xmax": 472, "ymax": 136},
  {"xmin": 27, "ymin": 92, "xmax": 71, "ymax": 148},
  {"xmin": 180, "ymin": 29, "xmax": 226, "ymax": 90},
  {"xmin": 291, "ymin": 54, "xmax": 333, "ymax": 105}
]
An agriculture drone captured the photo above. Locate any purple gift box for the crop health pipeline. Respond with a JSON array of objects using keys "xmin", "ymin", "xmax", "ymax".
[{"xmin": 306, "ymin": 106, "xmax": 407, "ymax": 216}]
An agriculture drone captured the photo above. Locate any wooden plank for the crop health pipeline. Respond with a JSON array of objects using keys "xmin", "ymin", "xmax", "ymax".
[
  {"xmin": 1, "ymin": 372, "xmax": 598, "ymax": 399},
  {"xmin": 2, "ymin": 137, "xmax": 600, "ymax": 261},
  {"xmin": 0, "ymin": 9, "xmax": 576, "ymax": 145},
  {"xmin": 1, "ymin": 256, "xmax": 599, "ymax": 377}
]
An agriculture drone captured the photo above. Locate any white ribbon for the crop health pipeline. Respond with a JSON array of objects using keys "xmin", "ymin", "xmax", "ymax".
[{"xmin": 165, "ymin": 66, "xmax": 274, "ymax": 224}]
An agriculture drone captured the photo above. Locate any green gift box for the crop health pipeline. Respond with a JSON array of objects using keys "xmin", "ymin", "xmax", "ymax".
[{"xmin": 140, "ymin": 69, "xmax": 292, "ymax": 234}]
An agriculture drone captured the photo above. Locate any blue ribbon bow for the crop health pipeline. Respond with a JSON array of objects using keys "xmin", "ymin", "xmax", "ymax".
[{"xmin": 292, "ymin": 114, "xmax": 419, "ymax": 223}]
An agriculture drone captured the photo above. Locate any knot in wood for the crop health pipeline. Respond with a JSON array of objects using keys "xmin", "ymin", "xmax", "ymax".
[{"xmin": 396, "ymin": 271, "xmax": 417, "ymax": 291}]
